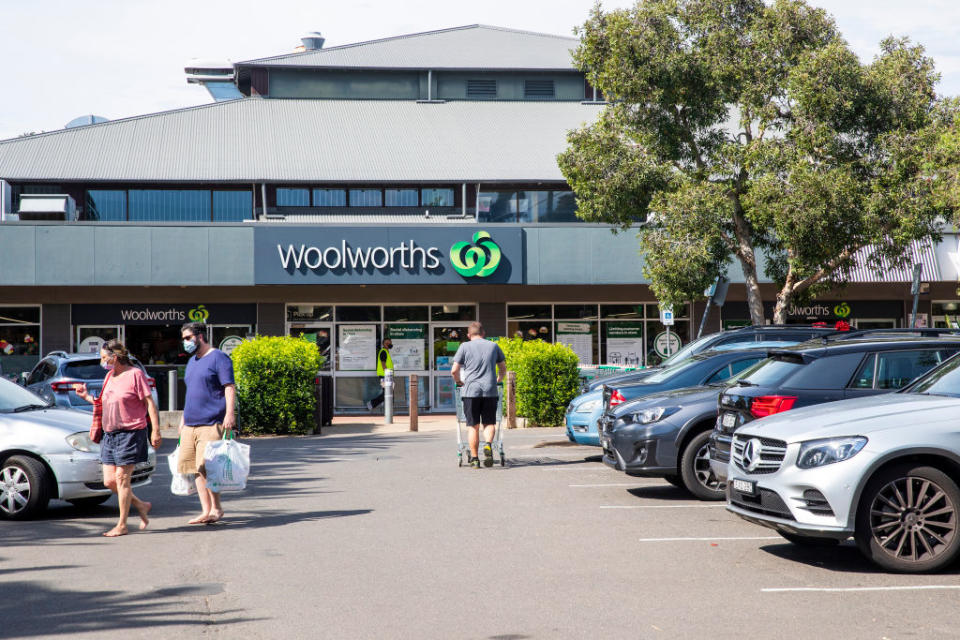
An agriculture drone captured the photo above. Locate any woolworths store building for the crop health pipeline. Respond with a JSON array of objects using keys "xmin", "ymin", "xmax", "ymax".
[{"xmin": 1, "ymin": 25, "xmax": 958, "ymax": 414}]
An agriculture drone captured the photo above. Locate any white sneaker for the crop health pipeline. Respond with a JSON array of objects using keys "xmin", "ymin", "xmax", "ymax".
[{"xmin": 366, "ymin": 400, "xmax": 374, "ymax": 411}]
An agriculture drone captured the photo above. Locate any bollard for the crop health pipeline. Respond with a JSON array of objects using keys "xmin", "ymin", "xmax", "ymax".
[
  {"xmin": 506, "ymin": 370, "xmax": 517, "ymax": 429},
  {"xmin": 384, "ymin": 368, "xmax": 394, "ymax": 424},
  {"xmin": 167, "ymin": 369, "xmax": 177, "ymax": 412},
  {"xmin": 409, "ymin": 374, "xmax": 418, "ymax": 432}
]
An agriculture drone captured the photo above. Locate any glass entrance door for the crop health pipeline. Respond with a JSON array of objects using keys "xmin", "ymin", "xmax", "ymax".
[
  {"xmin": 431, "ymin": 324, "xmax": 470, "ymax": 411},
  {"xmin": 75, "ymin": 325, "xmax": 122, "ymax": 354},
  {"xmin": 287, "ymin": 323, "xmax": 333, "ymax": 371}
]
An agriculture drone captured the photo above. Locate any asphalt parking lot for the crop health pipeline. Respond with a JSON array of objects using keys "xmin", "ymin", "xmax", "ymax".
[{"xmin": 3, "ymin": 426, "xmax": 959, "ymax": 639}]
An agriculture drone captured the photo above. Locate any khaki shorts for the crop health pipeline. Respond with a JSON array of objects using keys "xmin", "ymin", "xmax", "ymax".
[{"xmin": 178, "ymin": 424, "xmax": 224, "ymax": 476}]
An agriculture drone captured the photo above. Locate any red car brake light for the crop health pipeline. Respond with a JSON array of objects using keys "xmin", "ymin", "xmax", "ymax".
[
  {"xmin": 146, "ymin": 377, "xmax": 156, "ymax": 388},
  {"xmin": 749, "ymin": 395, "xmax": 798, "ymax": 418},
  {"xmin": 50, "ymin": 382, "xmax": 80, "ymax": 393},
  {"xmin": 609, "ymin": 389, "xmax": 625, "ymax": 408}
]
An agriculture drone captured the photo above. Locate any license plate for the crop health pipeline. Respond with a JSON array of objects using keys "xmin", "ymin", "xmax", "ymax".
[
  {"xmin": 722, "ymin": 412, "xmax": 737, "ymax": 428},
  {"xmin": 732, "ymin": 478, "xmax": 756, "ymax": 495}
]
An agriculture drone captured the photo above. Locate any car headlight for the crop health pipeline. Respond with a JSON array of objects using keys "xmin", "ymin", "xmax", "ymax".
[
  {"xmin": 631, "ymin": 406, "xmax": 680, "ymax": 424},
  {"xmin": 796, "ymin": 437, "xmax": 867, "ymax": 469},
  {"xmin": 575, "ymin": 399, "xmax": 601, "ymax": 414},
  {"xmin": 65, "ymin": 432, "xmax": 100, "ymax": 453}
]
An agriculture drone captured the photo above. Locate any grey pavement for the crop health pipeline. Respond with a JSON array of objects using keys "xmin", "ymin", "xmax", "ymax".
[{"xmin": 3, "ymin": 421, "xmax": 959, "ymax": 639}]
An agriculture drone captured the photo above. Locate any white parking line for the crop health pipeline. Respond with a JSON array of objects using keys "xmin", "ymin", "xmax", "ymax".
[
  {"xmin": 762, "ymin": 585, "xmax": 960, "ymax": 593},
  {"xmin": 638, "ymin": 536, "xmax": 782, "ymax": 542},
  {"xmin": 602, "ymin": 504, "xmax": 728, "ymax": 509}
]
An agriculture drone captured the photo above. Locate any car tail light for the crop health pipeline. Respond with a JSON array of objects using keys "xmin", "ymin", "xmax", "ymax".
[
  {"xmin": 146, "ymin": 377, "xmax": 156, "ymax": 388},
  {"xmin": 749, "ymin": 395, "xmax": 798, "ymax": 418},
  {"xmin": 609, "ymin": 389, "xmax": 625, "ymax": 408},
  {"xmin": 51, "ymin": 381, "xmax": 80, "ymax": 393}
]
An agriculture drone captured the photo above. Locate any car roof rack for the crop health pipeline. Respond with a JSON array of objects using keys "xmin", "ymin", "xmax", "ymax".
[
  {"xmin": 45, "ymin": 350, "xmax": 69, "ymax": 358},
  {"xmin": 821, "ymin": 328, "xmax": 960, "ymax": 342}
]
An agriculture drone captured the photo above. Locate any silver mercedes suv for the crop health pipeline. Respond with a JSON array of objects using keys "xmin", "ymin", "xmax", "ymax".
[{"xmin": 726, "ymin": 353, "xmax": 960, "ymax": 573}]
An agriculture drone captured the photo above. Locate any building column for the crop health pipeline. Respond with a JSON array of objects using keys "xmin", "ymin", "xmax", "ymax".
[
  {"xmin": 479, "ymin": 302, "xmax": 506, "ymax": 338},
  {"xmin": 257, "ymin": 303, "xmax": 285, "ymax": 336},
  {"xmin": 41, "ymin": 304, "xmax": 71, "ymax": 354}
]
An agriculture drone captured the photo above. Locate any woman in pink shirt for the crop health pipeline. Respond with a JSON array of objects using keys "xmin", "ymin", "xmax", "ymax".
[{"xmin": 77, "ymin": 340, "xmax": 161, "ymax": 537}]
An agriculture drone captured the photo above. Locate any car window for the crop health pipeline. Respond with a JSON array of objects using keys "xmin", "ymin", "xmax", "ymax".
[
  {"xmin": 850, "ymin": 354, "xmax": 876, "ymax": 389},
  {"xmin": 875, "ymin": 349, "xmax": 942, "ymax": 390},
  {"xmin": 714, "ymin": 334, "xmax": 757, "ymax": 347},
  {"xmin": 27, "ymin": 360, "xmax": 55, "ymax": 385},
  {"xmin": 787, "ymin": 352, "xmax": 866, "ymax": 390},
  {"xmin": 907, "ymin": 356, "xmax": 960, "ymax": 397},
  {"xmin": 705, "ymin": 364, "xmax": 732, "ymax": 384},
  {"xmin": 659, "ymin": 334, "xmax": 717, "ymax": 366},
  {"xmin": 642, "ymin": 359, "xmax": 700, "ymax": 384},
  {"xmin": 729, "ymin": 357, "xmax": 763, "ymax": 377},
  {"xmin": 739, "ymin": 357, "xmax": 804, "ymax": 386},
  {"xmin": 63, "ymin": 360, "xmax": 108, "ymax": 380}
]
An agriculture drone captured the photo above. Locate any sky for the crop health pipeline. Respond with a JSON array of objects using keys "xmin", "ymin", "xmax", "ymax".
[{"xmin": 1, "ymin": 0, "xmax": 959, "ymax": 141}]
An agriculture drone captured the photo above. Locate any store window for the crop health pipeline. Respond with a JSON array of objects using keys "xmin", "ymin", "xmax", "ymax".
[
  {"xmin": 478, "ymin": 190, "xmax": 579, "ymax": 223},
  {"xmin": 431, "ymin": 305, "xmax": 476, "ymax": 322},
  {"xmin": 277, "ymin": 188, "xmax": 310, "ymax": 207},
  {"xmin": 313, "ymin": 189, "xmax": 347, "ymax": 207},
  {"xmin": 212, "ymin": 191, "xmax": 252, "ymax": 221},
  {"xmin": 385, "ymin": 189, "xmax": 419, "ymax": 207},
  {"xmin": 384, "ymin": 306, "xmax": 429, "ymax": 322},
  {"xmin": 933, "ymin": 301, "xmax": 960, "ymax": 329},
  {"xmin": 336, "ymin": 306, "xmax": 382, "ymax": 322},
  {"xmin": 422, "ymin": 188, "xmax": 454, "ymax": 207},
  {"xmin": 85, "ymin": 190, "xmax": 126, "ymax": 221},
  {"xmin": 128, "ymin": 189, "xmax": 211, "ymax": 222},
  {"xmin": 0, "ymin": 306, "xmax": 41, "ymax": 382},
  {"xmin": 349, "ymin": 189, "xmax": 383, "ymax": 207},
  {"xmin": 287, "ymin": 305, "xmax": 333, "ymax": 322}
]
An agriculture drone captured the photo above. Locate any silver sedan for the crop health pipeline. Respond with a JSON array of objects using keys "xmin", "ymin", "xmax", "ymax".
[
  {"xmin": 0, "ymin": 377, "xmax": 155, "ymax": 520},
  {"xmin": 726, "ymin": 354, "xmax": 960, "ymax": 573}
]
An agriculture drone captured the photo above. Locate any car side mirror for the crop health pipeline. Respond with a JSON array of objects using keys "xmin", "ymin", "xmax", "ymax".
[{"xmin": 19, "ymin": 372, "xmax": 30, "ymax": 386}]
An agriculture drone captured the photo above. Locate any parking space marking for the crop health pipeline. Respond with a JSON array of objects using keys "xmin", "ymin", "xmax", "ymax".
[
  {"xmin": 762, "ymin": 585, "xmax": 960, "ymax": 593},
  {"xmin": 637, "ymin": 536, "xmax": 782, "ymax": 542},
  {"xmin": 602, "ymin": 504, "xmax": 727, "ymax": 509}
]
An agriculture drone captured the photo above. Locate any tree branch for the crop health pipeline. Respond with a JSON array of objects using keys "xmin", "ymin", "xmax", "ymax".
[{"xmin": 786, "ymin": 246, "xmax": 860, "ymax": 296}]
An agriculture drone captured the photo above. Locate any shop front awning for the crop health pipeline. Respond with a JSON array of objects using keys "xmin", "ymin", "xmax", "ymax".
[{"xmin": 847, "ymin": 239, "xmax": 941, "ymax": 282}]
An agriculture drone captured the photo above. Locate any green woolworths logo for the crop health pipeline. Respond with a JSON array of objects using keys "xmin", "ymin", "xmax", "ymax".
[
  {"xmin": 450, "ymin": 231, "xmax": 501, "ymax": 278},
  {"xmin": 188, "ymin": 305, "xmax": 210, "ymax": 322},
  {"xmin": 834, "ymin": 302, "xmax": 851, "ymax": 318}
]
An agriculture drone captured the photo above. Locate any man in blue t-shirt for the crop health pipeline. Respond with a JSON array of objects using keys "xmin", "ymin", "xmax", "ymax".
[{"xmin": 177, "ymin": 321, "xmax": 236, "ymax": 525}]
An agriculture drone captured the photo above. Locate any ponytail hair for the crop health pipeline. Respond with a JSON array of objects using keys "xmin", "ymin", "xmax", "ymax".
[{"xmin": 103, "ymin": 339, "xmax": 133, "ymax": 365}]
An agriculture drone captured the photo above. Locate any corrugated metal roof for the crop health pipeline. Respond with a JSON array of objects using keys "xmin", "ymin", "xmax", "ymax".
[
  {"xmin": 847, "ymin": 240, "xmax": 941, "ymax": 282},
  {"xmin": 239, "ymin": 25, "xmax": 578, "ymax": 70},
  {"xmin": 0, "ymin": 99, "xmax": 603, "ymax": 182}
]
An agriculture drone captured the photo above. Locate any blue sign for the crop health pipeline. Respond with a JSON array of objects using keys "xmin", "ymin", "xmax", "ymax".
[{"xmin": 254, "ymin": 226, "xmax": 524, "ymax": 285}]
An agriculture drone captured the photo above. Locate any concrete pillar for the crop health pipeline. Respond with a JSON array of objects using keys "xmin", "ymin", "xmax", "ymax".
[{"xmin": 41, "ymin": 304, "xmax": 71, "ymax": 353}]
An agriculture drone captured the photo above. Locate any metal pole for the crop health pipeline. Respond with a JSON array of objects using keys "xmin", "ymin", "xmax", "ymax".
[
  {"xmin": 665, "ymin": 325, "xmax": 672, "ymax": 358},
  {"xmin": 910, "ymin": 264, "xmax": 923, "ymax": 328},
  {"xmin": 167, "ymin": 369, "xmax": 177, "ymax": 412},
  {"xmin": 384, "ymin": 369, "xmax": 394, "ymax": 424},
  {"xmin": 409, "ymin": 374, "xmax": 418, "ymax": 432},
  {"xmin": 696, "ymin": 298, "xmax": 713, "ymax": 339},
  {"xmin": 506, "ymin": 371, "xmax": 517, "ymax": 429}
]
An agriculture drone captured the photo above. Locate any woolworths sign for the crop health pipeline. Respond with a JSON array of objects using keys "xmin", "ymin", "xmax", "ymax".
[{"xmin": 254, "ymin": 227, "xmax": 523, "ymax": 285}]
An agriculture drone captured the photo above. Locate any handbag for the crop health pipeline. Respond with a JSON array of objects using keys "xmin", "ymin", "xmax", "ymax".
[{"xmin": 89, "ymin": 369, "xmax": 113, "ymax": 444}]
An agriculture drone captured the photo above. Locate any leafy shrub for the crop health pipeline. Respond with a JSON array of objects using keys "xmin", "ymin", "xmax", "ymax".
[
  {"xmin": 231, "ymin": 336, "xmax": 324, "ymax": 435},
  {"xmin": 496, "ymin": 337, "xmax": 580, "ymax": 427}
]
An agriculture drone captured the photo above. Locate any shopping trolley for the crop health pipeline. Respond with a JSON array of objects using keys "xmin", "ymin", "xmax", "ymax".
[{"xmin": 455, "ymin": 386, "xmax": 506, "ymax": 467}]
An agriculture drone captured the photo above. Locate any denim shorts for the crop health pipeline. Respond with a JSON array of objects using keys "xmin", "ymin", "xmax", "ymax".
[{"xmin": 100, "ymin": 429, "xmax": 149, "ymax": 467}]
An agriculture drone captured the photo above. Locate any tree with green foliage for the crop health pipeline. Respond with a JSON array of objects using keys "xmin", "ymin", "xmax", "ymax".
[{"xmin": 559, "ymin": 0, "xmax": 960, "ymax": 324}]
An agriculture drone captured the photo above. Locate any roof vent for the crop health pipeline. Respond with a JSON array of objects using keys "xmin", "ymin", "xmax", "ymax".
[
  {"xmin": 467, "ymin": 79, "xmax": 497, "ymax": 99},
  {"xmin": 65, "ymin": 115, "xmax": 109, "ymax": 129},
  {"xmin": 300, "ymin": 32, "xmax": 325, "ymax": 51},
  {"xmin": 524, "ymin": 79, "xmax": 555, "ymax": 99}
]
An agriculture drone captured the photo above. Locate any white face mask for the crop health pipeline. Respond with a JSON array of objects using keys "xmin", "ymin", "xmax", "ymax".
[{"xmin": 101, "ymin": 358, "xmax": 114, "ymax": 371}]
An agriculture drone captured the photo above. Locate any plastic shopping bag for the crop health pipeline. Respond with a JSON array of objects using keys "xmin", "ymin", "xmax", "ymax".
[
  {"xmin": 202, "ymin": 435, "xmax": 250, "ymax": 493},
  {"xmin": 168, "ymin": 445, "xmax": 197, "ymax": 496}
]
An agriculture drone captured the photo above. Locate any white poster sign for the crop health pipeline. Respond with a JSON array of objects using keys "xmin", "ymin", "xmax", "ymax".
[
  {"xmin": 338, "ymin": 325, "xmax": 377, "ymax": 371},
  {"xmin": 79, "ymin": 336, "xmax": 106, "ymax": 354},
  {"xmin": 654, "ymin": 331, "xmax": 682, "ymax": 358},
  {"xmin": 556, "ymin": 322, "xmax": 594, "ymax": 365}
]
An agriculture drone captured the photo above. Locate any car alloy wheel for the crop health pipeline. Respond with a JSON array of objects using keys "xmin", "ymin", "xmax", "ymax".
[
  {"xmin": 856, "ymin": 464, "xmax": 960, "ymax": 573},
  {"xmin": 0, "ymin": 456, "xmax": 50, "ymax": 520},
  {"xmin": 680, "ymin": 430, "xmax": 724, "ymax": 501}
]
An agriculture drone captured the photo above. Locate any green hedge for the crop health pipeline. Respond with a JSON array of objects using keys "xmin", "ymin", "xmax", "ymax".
[
  {"xmin": 496, "ymin": 337, "xmax": 580, "ymax": 427},
  {"xmin": 231, "ymin": 336, "xmax": 324, "ymax": 435}
]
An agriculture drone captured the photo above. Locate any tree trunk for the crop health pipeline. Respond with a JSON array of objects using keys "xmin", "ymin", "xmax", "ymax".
[
  {"xmin": 772, "ymin": 288, "xmax": 792, "ymax": 325},
  {"xmin": 743, "ymin": 270, "xmax": 766, "ymax": 326}
]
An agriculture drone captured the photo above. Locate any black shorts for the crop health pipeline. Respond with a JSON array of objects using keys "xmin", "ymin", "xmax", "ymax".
[{"xmin": 462, "ymin": 396, "xmax": 498, "ymax": 426}]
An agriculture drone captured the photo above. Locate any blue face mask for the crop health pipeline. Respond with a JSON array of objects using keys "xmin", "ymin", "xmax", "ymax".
[{"xmin": 183, "ymin": 338, "xmax": 197, "ymax": 354}]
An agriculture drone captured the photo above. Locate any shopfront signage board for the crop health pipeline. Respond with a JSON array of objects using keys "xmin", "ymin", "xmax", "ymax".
[{"xmin": 72, "ymin": 304, "xmax": 257, "ymax": 326}]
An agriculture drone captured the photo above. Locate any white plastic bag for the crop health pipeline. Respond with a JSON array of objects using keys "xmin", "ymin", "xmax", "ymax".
[
  {"xmin": 203, "ymin": 437, "xmax": 250, "ymax": 493},
  {"xmin": 168, "ymin": 445, "xmax": 197, "ymax": 496}
]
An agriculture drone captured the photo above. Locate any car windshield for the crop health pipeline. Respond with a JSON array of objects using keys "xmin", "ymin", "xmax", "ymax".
[
  {"xmin": 641, "ymin": 358, "xmax": 701, "ymax": 384},
  {"xmin": 63, "ymin": 360, "xmax": 108, "ymax": 380},
  {"xmin": 659, "ymin": 334, "xmax": 716, "ymax": 366},
  {"xmin": 905, "ymin": 355, "xmax": 960, "ymax": 397},
  {"xmin": 0, "ymin": 377, "xmax": 51, "ymax": 412},
  {"xmin": 737, "ymin": 355, "xmax": 804, "ymax": 387}
]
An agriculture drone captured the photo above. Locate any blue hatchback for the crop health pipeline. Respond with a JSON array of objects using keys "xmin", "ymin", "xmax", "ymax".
[{"xmin": 565, "ymin": 390, "xmax": 604, "ymax": 445}]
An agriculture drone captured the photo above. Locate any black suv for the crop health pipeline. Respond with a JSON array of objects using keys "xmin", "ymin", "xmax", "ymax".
[
  {"xmin": 709, "ymin": 333, "xmax": 960, "ymax": 483},
  {"xmin": 585, "ymin": 325, "xmax": 837, "ymax": 392}
]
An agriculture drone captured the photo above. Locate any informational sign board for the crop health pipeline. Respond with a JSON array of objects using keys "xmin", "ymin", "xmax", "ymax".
[
  {"xmin": 605, "ymin": 323, "xmax": 643, "ymax": 366},
  {"xmin": 654, "ymin": 331, "xmax": 682, "ymax": 358},
  {"xmin": 385, "ymin": 324, "xmax": 426, "ymax": 371},
  {"xmin": 556, "ymin": 322, "xmax": 594, "ymax": 365},
  {"xmin": 660, "ymin": 305, "xmax": 675, "ymax": 326},
  {"xmin": 338, "ymin": 325, "xmax": 377, "ymax": 371},
  {"xmin": 219, "ymin": 335, "xmax": 243, "ymax": 355},
  {"xmin": 79, "ymin": 336, "xmax": 105, "ymax": 354}
]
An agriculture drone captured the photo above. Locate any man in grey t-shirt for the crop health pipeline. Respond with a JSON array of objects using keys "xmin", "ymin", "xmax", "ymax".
[{"xmin": 451, "ymin": 321, "xmax": 506, "ymax": 469}]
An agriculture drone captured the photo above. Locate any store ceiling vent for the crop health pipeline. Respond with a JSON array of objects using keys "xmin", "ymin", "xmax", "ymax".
[{"xmin": 524, "ymin": 79, "xmax": 555, "ymax": 98}]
